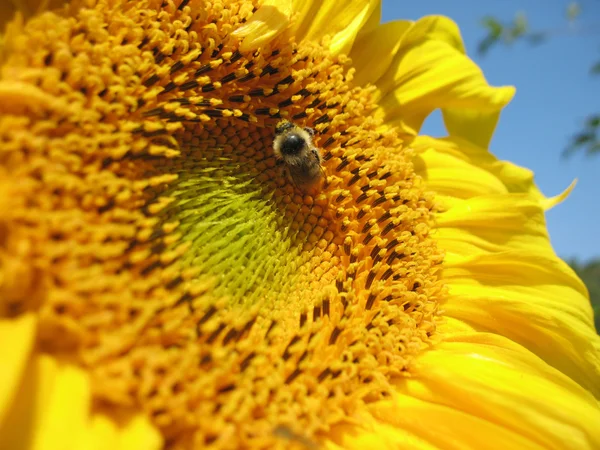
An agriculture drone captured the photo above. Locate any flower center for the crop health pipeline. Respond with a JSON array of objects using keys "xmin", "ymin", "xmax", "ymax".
[
  {"xmin": 0, "ymin": 0, "xmax": 445, "ymax": 447},
  {"xmin": 165, "ymin": 148, "xmax": 311, "ymax": 305}
]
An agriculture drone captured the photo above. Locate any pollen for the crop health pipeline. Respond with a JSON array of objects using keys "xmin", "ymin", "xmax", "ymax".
[{"xmin": 0, "ymin": 0, "xmax": 445, "ymax": 448}]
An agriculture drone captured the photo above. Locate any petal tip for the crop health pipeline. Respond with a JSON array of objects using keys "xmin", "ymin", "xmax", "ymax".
[{"xmin": 543, "ymin": 178, "xmax": 577, "ymax": 210}]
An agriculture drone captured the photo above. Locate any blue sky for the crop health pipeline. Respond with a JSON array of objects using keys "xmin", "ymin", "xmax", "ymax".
[{"xmin": 382, "ymin": 1, "xmax": 600, "ymax": 263}]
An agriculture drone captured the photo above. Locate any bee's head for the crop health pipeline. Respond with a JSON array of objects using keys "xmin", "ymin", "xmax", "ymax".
[
  {"xmin": 273, "ymin": 121, "xmax": 315, "ymax": 159},
  {"xmin": 279, "ymin": 133, "xmax": 307, "ymax": 156}
]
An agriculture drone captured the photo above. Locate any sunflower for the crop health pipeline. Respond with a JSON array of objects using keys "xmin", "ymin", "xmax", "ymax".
[{"xmin": 1, "ymin": 0, "xmax": 599, "ymax": 449}]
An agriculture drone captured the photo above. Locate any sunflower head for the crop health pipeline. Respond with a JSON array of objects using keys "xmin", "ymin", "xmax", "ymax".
[
  {"xmin": 0, "ymin": 0, "xmax": 445, "ymax": 447},
  {"xmin": 2, "ymin": 1, "xmax": 600, "ymax": 449}
]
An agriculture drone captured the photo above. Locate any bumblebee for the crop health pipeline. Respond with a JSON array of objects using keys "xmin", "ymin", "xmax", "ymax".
[{"xmin": 273, "ymin": 120, "xmax": 324, "ymax": 189}]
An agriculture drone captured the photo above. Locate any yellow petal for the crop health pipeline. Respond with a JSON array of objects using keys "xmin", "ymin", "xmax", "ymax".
[
  {"xmin": 542, "ymin": 178, "xmax": 577, "ymax": 210},
  {"xmin": 398, "ymin": 334, "xmax": 600, "ymax": 449},
  {"xmin": 292, "ymin": 0, "xmax": 380, "ymax": 56},
  {"xmin": 118, "ymin": 414, "xmax": 162, "ymax": 450},
  {"xmin": 0, "ymin": 354, "xmax": 90, "ymax": 450},
  {"xmin": 0, "ymin": 313, "xmax": 37, "ymax": 429},
  {"xmin": 75, "ymin": 409, "xmax": 161, "ymax": 450},
  {"xmin": 370, "ymin": 394, "xmax": 547, "ymax": 450},
  {"xmin": 435, "ymin": 194, "xmax": 550, "ymax": 256},
  {"xmin": 413, "ymin": 135, "xmax": 569, "ymax": 210},
  {"xmin": 373, "ymin": 16, "xmax": 514, "ymax": 137},
  {"xmin": 326, "ymin": 344, "xmax": 590, "ymax": 450},
  {"xmin": 419, "ymin": 133, "xmax": 600, "ymax": 400},
  {"xmin": 349, "ymin": 20, "xmax": 412, "ymax": 87},
  {"xmin": 79, "ymin": 415, "xmax": 119, "ymax": 450},
  {"xmin": 232, "ymin": 0, "xmax": 293, "ymax": 52},
  {"xmin": 324, "ymin": 414, "xmax": 439, "ymax": 450},
  {"xmin": 354, "ymin": 0, "xmax": 381, "ymax": 40},
  {"xmin": 36, "ymin": 360, "xmax": 91, "ymax": 450},
  {"xmin": 442, "ymin": 107, "xmax": 502, "ymax": 149},
  {"xmin": 0, "ymin": 354, "xmax": 58, "ymax": 450},
  {"xmin": 413, "ymin": 147, "xmax": 508, "ymax": 199},
  {"xmin": 398, "ymin": 15, "xmax": 465, "ymax": 54},
  {"xmin": 443, "ymin": 250, "xmax": 600, "ymax": 398},
  {"xmin": 0, "ymin": 352, "xmax": 163, "ymax": 450}
]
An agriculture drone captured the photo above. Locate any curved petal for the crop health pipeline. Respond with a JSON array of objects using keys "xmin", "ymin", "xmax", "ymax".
[
  {"xmin": 349, "ymin": 20, "xmax": 412, "ymax": 88},
  {"xmin": 373, "ymin": 16, "xmax": 514, "ymax": 138},
  {"xmin": 413, "ymin": 147, "xmax": 509, "ymax": 199},
  {"xmin": 292, "ymin": 0, "xmax": 380, "ymax": 56},
  {"xmin": 77, "ymin": 413, "xmax": 162, "ymax": 450},
  {"xmin": 232, "ymin": 0, "xmax": 293, "ymax": 52},
  {"xmin": 0, "ymin": 354, "xmax": 75, "ymax": 450},
  {"xmin": 442, "ymin": 108, "xmax": 502, "ymax": 149},
  {"xmin": 0, "ymin": 313, "xmax": 37, "ymax": 428},
  {"xmin": 354, "ymin": 0, "xmax": 381, "ymax": 40},
  {"xmin": 398, "ymin": 15, "xmax": 465, "ymax": 54},
  {"xmin": 116, "ymin": 414, "xmax": 163, "ymax": 450},
  {"xmin": 396, "ymin": 334, "xmax": 600, "ymax": 449},
  {"xmin": 443, "ymin": 249, "xmax": 600, "ymax": 398},
  {"xmin": 413, "ymin": 135, "xmax": 572, "ymax": 210},
  {"xmin": 369, "ymin": 394, "xmax": 547, "ymax": 450},
  {"xmin": 415, "ymin": 132, "xmax": 600, "ymax": 396},
  {"xmin": 79, "ymin": 415, "xmax": 120, "ymax": 450},
  {"xmin": 324, "ymin": 415, "xmax": 439, "ymax": 450},
  {"xmin": 435, "ymin": 194, "xmax": 550, "ymax": 256},
  {"xmin": 541, "ymin": 178, "xmax": 576, "ymax": 210},
  {"xmin": 0, "ymin": 353, "xmax": 163, "ymax": 450}
]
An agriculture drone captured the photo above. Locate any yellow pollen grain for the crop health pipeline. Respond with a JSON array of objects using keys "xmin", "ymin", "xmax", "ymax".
[{"xmin": 0, "ymin": 0, "xmax": 446, "ymax": 448}]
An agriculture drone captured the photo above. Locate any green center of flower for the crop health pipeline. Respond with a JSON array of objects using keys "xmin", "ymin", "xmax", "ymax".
[{"xmin": 167, "ymin": 150, "xmax": 303, "ymax": 304}]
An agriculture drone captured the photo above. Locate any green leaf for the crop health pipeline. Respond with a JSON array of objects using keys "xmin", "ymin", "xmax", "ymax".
[
  {"xmin": 477, "ymin": 35, "xmax": 499, "ymax": 56},
  {"xmin": 585, "ymin": 115, "xmax": 600, "ymax": 128},
  {"xmin": 480, "ymin": 16, "xmax": 504, "ymax": 37},
  {"xmin": 563, "ymin": 131, "xmax": 595, "ymax": 158},
  {"xmin": 509, "ymin": 12, "xmax": 529, "ymax": 41},
  {"xmin": 513, "ymin": 11, "xmax": 529, "ymax": 33},
  {"xmin": 585, "ymin": 140, "xmax": 600, "ymax": 156},
  {"xmin": 591, "ymin": 61, "xmax": 600, "ymax": 76},
  {"xmin": 573, "ymin": 132, "xmax": 594, "ymax": 146},
  {"xmin": 567, "ymin": 259, "xmax": 600, "ymax": 332}
]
